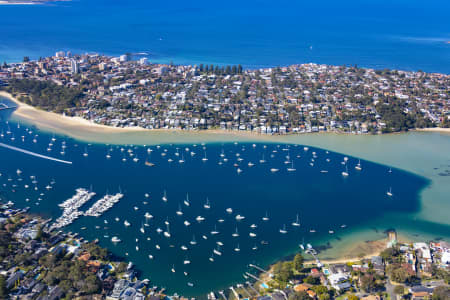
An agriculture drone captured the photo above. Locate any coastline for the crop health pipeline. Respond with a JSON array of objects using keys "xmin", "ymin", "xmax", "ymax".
[{"xmin": 2, "ymin": 91, "xmax": 450, "ymax": 142}]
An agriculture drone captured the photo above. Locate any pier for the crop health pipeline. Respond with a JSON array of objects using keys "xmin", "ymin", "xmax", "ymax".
[
  {"xmin": 244, "ymin": 272, "xmax": 261, "ymax": 282},
  {"xmin": 0, "ymin": 142, "xmax": 72, "ymax": 165},
  {"xmin": 249, "ymin": 263, "xmax": 269, "ymax": 274}
]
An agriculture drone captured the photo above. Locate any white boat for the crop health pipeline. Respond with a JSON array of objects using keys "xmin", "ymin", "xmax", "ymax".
[
  {"xmin": 190, "ymin": 235, "xmax": 197, "ymax": 245},
  {"xmin": 226, "ymin": 208, "xmax": 233, "ymax": 214},
  {"xmin": 202, "ymin": 235, "xmax": 208, "ymax": 240},
  {"xmin": 232, "ymin": 227, "xmax": 239, "ymax": 237},
  {"xmin": 259, "ymin": 153, "xmax": 266, "ymax": 164},
  {"xmin": 184, "ymin": 220, "xmax": 191, "ymax": 226},
  {"xmin": 148, "ymin": 254, "xmax": 154, "ymax": 260},
  {"xmin": 162, "ymin": 190, "xmax": 168, "ymax": 202},
  {"xmin": 213, "ymin": 248, "xmax": 222, "ymax": 256},
  {"xmin": 181, "ymin": 245, "xmax": 188, "ymax": 251},
  {"xmin": 279, "ymin": 224, "xmax": 288, "ymax": 234},
  {"xmin": 171, "ymin": 265, "xmax": 176, "ymax": 273},
  {"xmin": 111, "ymin": 236, "xmax": 121, "ymax": 243},
  {"xmin": 136, "ymin": 246, "xmax": 139, "ymax": 251},
  {"xmin": 202, "ymin": 150, "xmax": 208, "ymax": 162},
  {"xmin": 187, "ymin": 282, "xmax": 194, "ymax": 287},
  {"xmin": 156, "ymin": 244, "xmax": 161, "ymax": 250},
  {"xmin": 248, "ymin": 162, "xmax": 254, "ymax": 167},
  {"xmin": 204, "ymin": 198, "xmax": 211, "ymax": 209},
  {"xmin": 176, "ymin": 204, "xmax": 183, "ymax": 216},
  {"xmin": 184, "ymin": 193, "xmax": 190, "ymax": 207},
  {"xmin": 235, "ymin": 214, "xmax": 245, "ymax": 221},
  {"xmin": 196, "ymin": 216, "xmax": 205, "ymax": 222},
  {"xmin": 183, "ymin": 259, "xmax": 191, "ymax": 265},
  {"xmin": 355, "ymin": 159, "xmax": 362, "ymax": 171},
  {"xmin": 262, "ymin": 211, "xmax": 269, "ymax": 221},
  {"xmin": 270, "ymin": 168, "xmax": 279, "ymax": 173},
  {"xmin": 249, "ymin": 232, "xmax": 257, "ymax": 237},
  {"xmin": 250, "ymin": 224, "xmax": 257, "ymax": 229},
  {"xmin": 236, "ymin": 168, "xmax": 243, "ymax": 174},
  {"xmin": 163, "ymin": 224, "xmax": 171, "ymax": 238},
  {"xmin": 342, "ymin": 165, "xmax": 349, "ymax": 177},
  {"xmin": 124, "ymin": 220, "xmax": 131, "ymax": 227},
  {"xmin": 140, "ymin": 225, "xmax": 145, "ymax": 234},
  {"xmin": 292, "ymin": 214, "xmax": 300, "ymax": 227},
  {"xmin": 234, "ymin": 244, "xmax": 240, "ymax": 252},
  {"xmin": 210, "ymin": 225, "xmax": 219, "ymax": 235},
  {"xmin": 387, "ymin": 187, "xmax": 393, "ymax": 197},
  {"xmin": 287, "ymin": 161, "xmax": 296, "ymax": 172}
]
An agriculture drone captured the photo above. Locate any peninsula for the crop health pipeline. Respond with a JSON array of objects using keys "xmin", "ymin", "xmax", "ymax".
[{"xmin": 0, "ymin": 52, "xmax": 448, "ymax": 136}]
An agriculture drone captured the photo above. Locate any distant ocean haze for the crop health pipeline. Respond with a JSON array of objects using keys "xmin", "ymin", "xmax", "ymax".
[{"xmin": 0, "ymin": 0, "xmax": 449, "ymax": 72}]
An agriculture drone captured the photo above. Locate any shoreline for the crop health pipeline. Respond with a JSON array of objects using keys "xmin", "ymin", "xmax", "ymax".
[{"xmin": 2, "ymin": 92, "xmax": 450, "ymax": 140}]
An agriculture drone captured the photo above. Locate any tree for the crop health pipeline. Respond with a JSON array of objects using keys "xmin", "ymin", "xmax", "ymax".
[
  {"xmin": 393, "ymin": 285, "xmax": 404, "ymax": 295},
  {"xmin": 347, "ymin": 295, "xmax": 359, "ymax": 300},
  {"xmin": 289, "ymin": 291, "xmax": 310, "ymax": 300},
  {"xmin": 389, "ymin": 266, "xmax": 409, "ymax": 283},
  {"xmin": 360, "ymin": 275, "xmax": 376, "ymax": 292},
  {"xmin": 303, "ymin": 275, "xmax": 319, "ymax": 285},
  {"xmin": 293, "ymin": 253, "xmax": 304, "ymax": 271},
  {"xmin": 115, "ymin": 262, "xmax": 127, "ymax": 273},
  {"xmin": 238, "ymin": 64, "xmax": 243, "ymax": 74},
  {"xmin": 312, "ymin": 285, "xmax": 328, "ymax": 295},
  {"xmin": 432, "ymin": 286, "xmax": 450, "ymax": 300},
  {"xmin": 273, "ymin": 261, "xmax": 294, "ymax": 282},
  {"xmin": 0, "ymin": 275, "xmax": 6, "ymax": 298},
  {"xmin": 318, "ymin": 294, "xmax": 330, "ymax": 300}
]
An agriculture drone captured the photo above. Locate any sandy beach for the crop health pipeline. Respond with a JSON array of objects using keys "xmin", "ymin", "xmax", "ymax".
[
  {"xmin": 415, "ymin": 127, "xmax": 450, "ymax": 134},
  {"xmin": 4, "ymin": 91, "xmax": 449, "ymax": 144},
  {"xmin": 1, "ymin": 91, "xmax": 150, "ymax": 133}
]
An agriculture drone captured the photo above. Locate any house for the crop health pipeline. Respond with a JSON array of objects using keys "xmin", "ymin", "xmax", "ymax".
[
  {"xmin": 371, "ymin": 256, "xmax": 384, "ymax": 274},
  {"xmin": 6, "ymin": 270, "xmax": 24, "ymax": 289},
  {"xmin": 328, "ymin": 273, "xmax": 351, "ymax": 292},
  {"xmin": 47, "ymin": 286, "xmax": 64, "ymax": 300}
]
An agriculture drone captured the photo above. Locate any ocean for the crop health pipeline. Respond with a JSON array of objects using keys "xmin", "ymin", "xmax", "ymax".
[
  {"xmin": 1, "ymin": 108, "xmax": 450, "ymax": 297},
  {"xmin": 0, "ymin": 0, "xmax": 449, "ymax": 73}
]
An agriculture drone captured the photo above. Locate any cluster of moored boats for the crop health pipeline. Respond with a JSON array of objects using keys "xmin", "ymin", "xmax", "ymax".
[
  {"xmin": 84, "ymin": 192, "xmax": 124, "ymax": 217},
  {"xmin": 50, "ymin": 188, "xmax": 96, "ymax": 230},
  {"xmin": 50, "ymin": 188, "xmax": 123, "ymax": 230}
]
